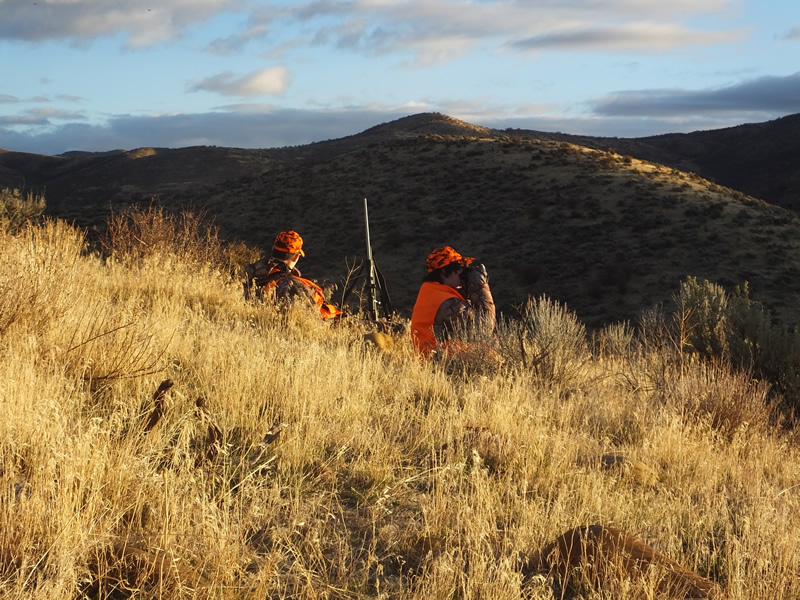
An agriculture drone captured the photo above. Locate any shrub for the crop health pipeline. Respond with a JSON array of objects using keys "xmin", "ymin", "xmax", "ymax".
[
  {"xmin": 99, "ymin": 203, "xmax": 252, "ymax": 277},
  {"xmin": 595, "ymin": 320, "xmax": 635, "ymax": 359},
  {"xmin": 676, "ymin": 277, "xmax": 731, "ymax": 358},
  {"xmin": 516, "ymin": 295, "xmax": 589, "ymax": 386},
  {"xmin": 670, "ymin": 359, "xmax": 776, "ymax": 439},
  {"xmin": 0, "ymin": 188, "xmax": 46, "ymax": 233},
  {"xmin": 676, "ymin": 277, "xmax": 800, "ymax": 413}
]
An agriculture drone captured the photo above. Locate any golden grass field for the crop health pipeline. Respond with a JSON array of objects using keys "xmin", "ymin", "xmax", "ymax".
[{"xmin": 1, "ymin": 211, "xmax": 799, "ymax": 599}]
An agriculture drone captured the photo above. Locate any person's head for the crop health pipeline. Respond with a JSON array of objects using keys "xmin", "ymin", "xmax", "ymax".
[
  {"xmin": 423, "ymin": 246, "xmax": 474, "ymax": 286},
  {"xmin": 271, "ymin": 230, "xmax": 305, "ymax": 268}
]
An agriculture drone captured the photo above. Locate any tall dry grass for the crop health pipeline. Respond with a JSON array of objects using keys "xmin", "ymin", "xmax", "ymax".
[{"xmin": 1, "ymin": 216, "xmax": 799, "ymax": 599}]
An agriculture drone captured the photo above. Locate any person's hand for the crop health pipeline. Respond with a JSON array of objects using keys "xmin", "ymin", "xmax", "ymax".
[
  {"xmin": 464, "ymin": 263, "xmax": 488, "ymax": 295},
  {"xmin": 473, "ymin": 263, "xmax": 488, "ymax": 282}
]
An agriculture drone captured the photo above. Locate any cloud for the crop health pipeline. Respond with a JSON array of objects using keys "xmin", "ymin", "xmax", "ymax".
[
  {"xmin": 0, "ymin": 0, "xmax": 747, "ymax": 65},
  {"xmin": 5, "ymin": 88, "xmax": 793, "ymax": 157},
  {"xmin": 206, "ymin": 1, "xmax": 745, "ymax": 66},
  {"xmin": 591, "ymin": 72, "xmax": 800, "ymax": 116},
  {"xmin": 0, "ymin": 0, "xmax": 245, "ymax": 47},
  {"xmin": 509, "ymin": 23, "xmax": 742, "ymax": 53},
  {"xmin": 0, "ymin": 115, "xmax": 48, "ymax": 127},
  {"xmin": 32, "ymin": 107, "xmax": 88, "ymax": 120},
  {"xmin": 0, "ymin": 94, "xmax": 20, "ymax": 104},
  {"xmin": 0, "ymin": 107, "xmax": 87, "ymax": 127},
  {"xmin": 0, "ymin": 108, "xmax": 412, "ymax": 155},
  {"xmin": 57, "ymin": 94, "xmax": 88, "ymax": 104},
  {"xmin": 784, "ymin": 27, "xmax": 800, "ymax": 40},
  {"xmin": 207, "ymin": 22, "xmax": 271, "ymax": 55},
  {"xmin": 190, "ymin": 67, "xmax": 290, "ymax": 98}
]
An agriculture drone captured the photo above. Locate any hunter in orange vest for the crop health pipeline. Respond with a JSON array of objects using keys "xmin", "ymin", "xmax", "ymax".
[
  {"xmin": 244, "ymin": 230, "xmax": 342, "ymax": 320},
  {"xmin": 411, "ymin": 246, "xmax": 495, "ymax": 357}
]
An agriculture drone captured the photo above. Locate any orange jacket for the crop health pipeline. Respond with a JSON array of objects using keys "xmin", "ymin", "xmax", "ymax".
[
  {"xmin": 263, "ymin": 268, "xmax": 342, "ymax": 320},
  {"xmin": 410, "ymin": 282, "xmax": 465, "ymax": 356}
]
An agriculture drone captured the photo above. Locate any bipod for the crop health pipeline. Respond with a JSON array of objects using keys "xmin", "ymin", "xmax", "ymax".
[
  {"xmin": 341, "ymin": 257, "xmax": 393, "ymax": 322},
  {"xmin": 340, "ymin": 198, "xmax": 394, "ymax": 323}
]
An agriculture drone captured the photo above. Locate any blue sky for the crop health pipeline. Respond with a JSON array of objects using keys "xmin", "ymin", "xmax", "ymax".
[{"xmin": 1, "ymin": 0, "xmax": 799, "ymax": 155}]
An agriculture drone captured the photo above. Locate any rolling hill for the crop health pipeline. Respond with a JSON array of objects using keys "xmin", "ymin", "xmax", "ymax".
[
  {"xmin": 554, "ymin": 113, "xmax": 800, "ymax": 213},
  {"xmin": 2, "ymin": 112, "xmax": 800, "ymax": 329}
]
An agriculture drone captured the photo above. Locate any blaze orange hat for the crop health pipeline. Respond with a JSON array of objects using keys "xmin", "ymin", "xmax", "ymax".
[
  {"xmin": 273, "ymin": 230, "xmax": 305, "ymax": 256},
  {"xmin": 425, "ymin": 246, "xmax": 474, "ymax": 272}
]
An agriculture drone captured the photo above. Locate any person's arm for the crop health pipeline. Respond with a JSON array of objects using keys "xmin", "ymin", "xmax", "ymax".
[
  {"xmin": 433, "ymin": 266, "xmax": 496, "ymax": 341},
  {"xmin": 463, "ymin": 264, "xmax": 495, "ymax": 336},
  {"xmin": 433, "ymin": 297, "xmax": 472, "ymax": 341},
  {"xmin": 274, "ymin": 275, "xmax": 317, "ymax": 305}
]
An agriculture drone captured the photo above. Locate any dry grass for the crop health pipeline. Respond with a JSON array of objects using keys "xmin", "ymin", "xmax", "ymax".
[{"xmin": 1, "ymin": 220, "xmax": 799, "ymax": 599}]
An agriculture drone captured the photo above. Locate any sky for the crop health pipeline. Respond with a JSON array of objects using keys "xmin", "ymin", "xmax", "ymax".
[{"xmin": 1, "ymin": 0, "xmax": 799, "ymax": 155}]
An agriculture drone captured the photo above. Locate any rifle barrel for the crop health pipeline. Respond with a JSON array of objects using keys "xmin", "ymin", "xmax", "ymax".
[
  {"xmin": 363, "ymin": 198, "xmax": 378, "ymax": 319},
  {"xmin": 364, "ymin": 198, "xmax": 374, "ymax": 262}
]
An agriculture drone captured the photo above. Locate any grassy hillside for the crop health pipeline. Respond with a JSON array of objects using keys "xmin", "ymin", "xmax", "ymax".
[
  {"xmin": 1, "ymin": 215, "xmax": 799, "ymax": 598},
  {"xmin": 602, "ymin": 114, "xmax": 800, "ymax": 213},
  {"xmin": 3, "ymin": 113, "xmax": 800, "ymax": 330},
  {"xmin": 193, "ymin": 132, "xmax": 800, "ymax": 330}
]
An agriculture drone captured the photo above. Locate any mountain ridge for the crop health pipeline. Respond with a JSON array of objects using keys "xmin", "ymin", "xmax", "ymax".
[{"xmin": 1, "ymin": 112, "xmax": 799, "ymax": 329}]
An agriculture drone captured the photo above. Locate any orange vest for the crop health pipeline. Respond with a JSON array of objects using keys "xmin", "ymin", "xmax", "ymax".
[
  {"xmin": 410, "ymin": 282, "xmax": 465, "ymax": 356},
  {"xmin": 263, "ymin": 269, "xmax": 342, "ymax": 320}
]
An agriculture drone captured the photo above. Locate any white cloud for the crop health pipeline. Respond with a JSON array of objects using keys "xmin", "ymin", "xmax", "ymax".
[
  {"xmin": 0, "ymin": 106, "xmax": 87, "ymax": 127},
  {"xmin": 158, "ymin": 0, "xmax": 750, "ymax": 66},
  {"xmin": 190, "ymin": 67, "xmax": 291, "ymax": 98},
  {"xmin": 0, "ymin": 0, "xmax": 747, "ymax": 63},
  {"xmin": 0, "ymin": 0, "xmax": 246, "ymax": 46},
  {"xmin": 273, "ymin": 0, "xmax": 744, "ymax": 63}
]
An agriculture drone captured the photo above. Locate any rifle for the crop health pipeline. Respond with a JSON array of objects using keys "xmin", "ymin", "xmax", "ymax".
[{"xmin": 341, "ymin": 198, "xmax": 393, "ymax": 322}]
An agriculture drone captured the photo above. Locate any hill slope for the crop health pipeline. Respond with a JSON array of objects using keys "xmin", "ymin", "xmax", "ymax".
[
  {"xmin": 2, "ymin": 113, "xmax": 800, "ymax": 328},
  {"xmin": 578, "ymin": 114, "xmax": 800, "ymax": 212}
]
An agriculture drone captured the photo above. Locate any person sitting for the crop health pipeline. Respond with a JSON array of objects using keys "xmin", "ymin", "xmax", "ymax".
[
  {"xmin": 244, "ymin": 230, "xmax": 341, "ymax": 320},
  {"xmin": 410, "ymin": 246, "xmax": 495, "ymax": 357}
]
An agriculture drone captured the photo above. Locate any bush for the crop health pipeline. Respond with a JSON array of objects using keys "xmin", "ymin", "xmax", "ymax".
[
  {"xmin": 676, "ymin": 277, "xmax": 731, "ymax": 358},
  {"xmin": 676, "ymin": 276, "xmax": 800, "ymax": 413},
  {"xmin": 99, "ymin": 203, "xmax": 255, "ymax": 277},
  {"xmin": 0, "ymin": 188, "xmax": 46, "ymax": 233},
  {"xmin": 516, "ymin": 295, "xmax": 589, "ymax": 386}
]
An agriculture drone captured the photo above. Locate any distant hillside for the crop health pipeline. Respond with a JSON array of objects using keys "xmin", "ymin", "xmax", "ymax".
[
  {"xmin": 2, "ymin": 112, "xmax": 800, "ymax": 329},
  {"xmin": 563, "ymin": 114, "xmax": 800, "ymax": 213}
]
